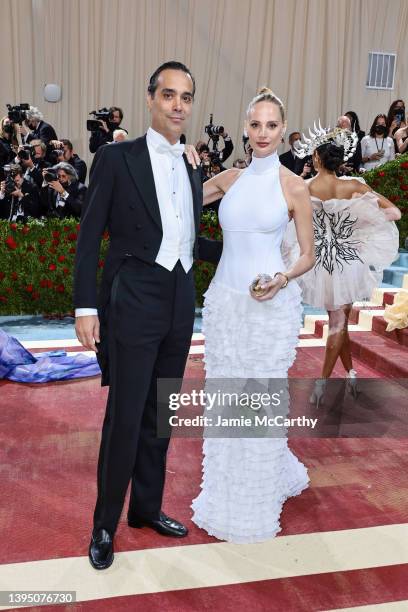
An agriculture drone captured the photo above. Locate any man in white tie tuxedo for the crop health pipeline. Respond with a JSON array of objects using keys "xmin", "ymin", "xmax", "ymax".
[{"xmin": 74, "ymin": 62, "xmax": 220, "ymax": 570}]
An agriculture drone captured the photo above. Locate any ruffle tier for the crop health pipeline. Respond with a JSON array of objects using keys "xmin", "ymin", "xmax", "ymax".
[{"xmin": 191, "ymin": 280, "xmax": 308, "ymax": 543}]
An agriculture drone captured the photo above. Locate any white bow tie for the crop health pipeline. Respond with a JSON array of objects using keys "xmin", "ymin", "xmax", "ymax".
[{"xmin": 155, "ymin": 142, "xmax": 185, "ymax": 158}]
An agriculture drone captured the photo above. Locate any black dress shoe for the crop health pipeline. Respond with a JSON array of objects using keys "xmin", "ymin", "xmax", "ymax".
[
  {"xmin": 88, "ymin": 528, "xmax": 114, "ymax": 570},
  {"xmin": 128, "ymin": 511, "xmax": 188, "ymax": 537}
]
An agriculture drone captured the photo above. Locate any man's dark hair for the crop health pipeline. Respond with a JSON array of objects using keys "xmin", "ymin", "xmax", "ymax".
[
  {"xmin": 109, "ymin": 106, "xmax": 124, "ymax": 120},
  {"xmin": 61, "ymin": 138, "xmax": 73, "ymax": 151},
  {"xmin": 147, "ymin": 61, "xmax": 196, "ymax": 98}
]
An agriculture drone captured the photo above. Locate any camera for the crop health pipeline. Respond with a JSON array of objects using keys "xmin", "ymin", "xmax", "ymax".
[
  {"xmin": 6, "ymin": 103, "xmax": 30, "ymax": 125},
  {"xmin": 17, "ymin": 145, "xmax": 34, "ymax": 162},
  {"xmin": 43, "ymin": 169, "xmax": 58, "ymax": 183},
  {"xmin": 205, "ymin": 114, "xmax": 224, "ymax": 138},
  {"xmin": 87, "ymin": 108, "xmax": 111, "ymax": 132},
  {"xmin": 3, "ymin": 165, "xmax": 17, "ymax": 195}
]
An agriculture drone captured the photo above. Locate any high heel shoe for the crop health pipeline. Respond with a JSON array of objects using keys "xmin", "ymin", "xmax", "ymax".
[
  {"xmin": 346, "ymin": 369, "xmax": 359, "ymax": 398},
  {"xmin": 309, "ymin": 379, "xmax": 326, "ymax": 409}
]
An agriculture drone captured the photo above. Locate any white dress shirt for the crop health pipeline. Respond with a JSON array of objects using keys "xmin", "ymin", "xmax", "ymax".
[{"xmin": 76, "ymin": 127, "xmax": 195, "ymax": 317}]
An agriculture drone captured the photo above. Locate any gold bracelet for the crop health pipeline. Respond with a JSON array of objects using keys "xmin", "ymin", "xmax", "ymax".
[{"xmin": 274, "ymin": 272, "xmax": 289, "ymax": 288}]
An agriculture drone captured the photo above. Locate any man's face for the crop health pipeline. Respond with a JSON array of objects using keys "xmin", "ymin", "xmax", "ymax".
[
  {"xmin": 14, "ymin": 173, "xmax": 23, "ymax": 188},
  {"xmin": 147, "ymin": 69, "xmax": 194, "ymax": 144},
  {"xmin": 200, "ymin": 149, "xmax": 210, "ymax": 162},
  {"xmin": 63, "ymin": 144, "xmax": 72, "ymax": 160},
  {"xmin": 110, "ymin": 111, "xmax": 122, "ymax": 125},
  {"xmin": 337, "ymin": 116, "xmax": 351, "ymax": 130},
  {"xmin": 33, "ymin": 144, "xmax": 44, "ymax": 159}
]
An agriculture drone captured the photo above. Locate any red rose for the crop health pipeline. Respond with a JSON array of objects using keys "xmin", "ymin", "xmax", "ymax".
[
  {"xmin": 52, "ymin": 239, "xmax": 60, "ymax": 246},
  {"xmin": 22, "ymin": 225, "xmax": 30, "ymax": 235},
  {"xmin": 103, "ymin": 231, "xmax": 109, "ymax": 240},
  {"xmin": 401, "ymin": 185, "xmax": 408, "ymax": 191},
  {"xmin": 76, "ymin": 223, "xmax": 80, "ymax": 231},
  {"xmin": 0, "ymin": 272, "xmax": 5, "ymax": 280},
  {"xmin": 5, "ymin": 236, "xmax": 17, "ymax": 250},
  {"xmin": 9, "ymin": 223, "xmax": 17, "ymax": 231},
  {"xmin": 401, "ymin": 162, "xmax": 408, "ymax": 169},
  {"xmin": 52, "ymin": 231, "xmax": 60, "ymax": 238},
  {"xmin": 56, "ymin": 284, "xmax": 65, "ymax": 293},
  {"xmin": 67, "ymin": 232, "xmax": 78, "ymax": 241},
  {"xmin": 26, "ymin": 245, "xmax": 35, "ymax": 252},
  {"xmin": 378, "ymin": 171, "xmax": 385, "ymax": 177},
  {"xmin": 39, "ymin": 255, "xmax": 46, "ymax": 263},
  {"xmin": 39, "ymin": 238, "xmax": 46, "ymax": 245},
  {"xmin": 25, "ymin": 284, "xmax": 33, "ymax": 293},
  {"xmin": 11, "ymin": 272, "xmax": 18, "ymax": 281},
  {"xmin": 389, "ymin": 195, "xmax": 400, "ymax": 202},
  {"xmin": 40, "ymin": 279, "xmax": 48, "ymax": 288},
  {"xmin": 69, "ymin": 247, "xmax": 76, "ymax": 254},
  {"xmin": 63, "ymin": 267, "xmax": 70, "ymax": 275},
  {"xmin": 63, "ymin": 225, "xmax": 70, "ymax": 232},
  {"xmin": 48, "ymin": 247, "xmax": 56, "ymax": 254},
  {"xmin": 58, "ymin": 255, "xmax": 66, "ymax": 262},
  {"xmin": 0, "ymin": 296, "xmax": 7, "ymax": 303},
  {"xmin": 5, "ymin": 287, "xmax": 12, "ymax": 294},
  {"xmin": 49, "ymin": 263, "xmax": 57, "ymax": 271},
  {"xmin": 98, "ymin": 260, "xmax": 105, "ymax": 268},
  {"xmin": 32, "ymin": 292, "xmax": 40, "ymax": 300},
  {"xmin": 47, "ymin": 280, "xmax": 53, "ymax": 288}
]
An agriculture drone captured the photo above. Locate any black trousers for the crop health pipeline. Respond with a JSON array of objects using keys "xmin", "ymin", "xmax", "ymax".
[{"xmin": 93, "ymin": 258, "xmax": 195, "ymax": 535}]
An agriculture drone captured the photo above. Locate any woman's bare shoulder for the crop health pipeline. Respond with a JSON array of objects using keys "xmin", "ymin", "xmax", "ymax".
[{"xmin": 217, "ymin": 167, "xmax": 243, "ymax": 191}]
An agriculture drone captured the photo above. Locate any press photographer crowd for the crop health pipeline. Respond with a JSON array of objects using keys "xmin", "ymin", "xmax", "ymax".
[{"xmin": 0, "ymin": 99, "xmax": 407, "ymax": 223}]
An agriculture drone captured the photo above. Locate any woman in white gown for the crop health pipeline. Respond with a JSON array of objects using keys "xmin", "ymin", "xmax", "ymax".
[
  {"xmin": 291, "ymin": 127, "xmax": 401, "ymax": 406},
  {"xmin": 191, "ymin": 88, "xmax": 315, "ymax": 543}
]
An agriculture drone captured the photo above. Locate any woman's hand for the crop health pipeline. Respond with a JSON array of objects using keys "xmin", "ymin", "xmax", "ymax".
[
  {"xmin": 249, "ymin": 274, "xmax": 285, "ymax": 302},
  {"xmin": 184, "ymin": 144, "xmax": 201, "ymax": 170}
]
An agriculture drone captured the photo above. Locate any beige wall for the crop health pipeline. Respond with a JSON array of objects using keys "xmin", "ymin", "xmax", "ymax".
[{"xmin": 1, "ymin": 0, "xmax": 407, "ymax": 170}]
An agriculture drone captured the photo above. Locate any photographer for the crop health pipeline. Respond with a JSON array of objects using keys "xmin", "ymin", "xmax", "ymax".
[
  {"xmin": 16, "ymin": 139, "xmax": 50, "ymax": 190},
  {"xmin": 89, "ymin": 106, "xmax": 124, "ymax": 153},
  {"xmin": 50, "ymin": 139, "xmax": 87, "ymax": 183},
  {"xmin": 41, "ymin": 162, "xmax": 87, "ymax": 219},
  {"xmin": 19, "ymin": 107, "xmax": 58, "ymax": 154},
  {"xmin": 0, "ymin": 163, "xmax": 41, "ymax": 222},
  {"xmin": 0, "ymin": 116, "xmax": 19, "ymax": 181}
]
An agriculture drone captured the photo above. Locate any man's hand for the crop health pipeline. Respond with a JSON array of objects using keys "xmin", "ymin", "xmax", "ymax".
[
  {"xmin": 185, "ymin": 144, "xmax": 201, "ymax": 169},
  {"xmin": 49, "ymin": 180, "xmax": 64, "ymax": 194},
  {"xmin": 75, "ymin": 315, "xmax": 100, "ymax": 351},
  {"xmin": 99, "ymin": 120, "xmax": 110, "ymax": 133}
]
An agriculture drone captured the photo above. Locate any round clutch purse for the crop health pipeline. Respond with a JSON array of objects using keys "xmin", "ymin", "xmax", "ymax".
[{"xmin": 249, "ymin": 273, "xmax": 273, "ymax": 297}]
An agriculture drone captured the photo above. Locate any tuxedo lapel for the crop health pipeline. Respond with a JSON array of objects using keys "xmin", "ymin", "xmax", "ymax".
[
  {"xmin": 124, "ymin": 136, "xmax": 162, "ymax": 231},
  {"xmin": 183, "ymin": 155, "xmax": 202, "ymax": 233}
]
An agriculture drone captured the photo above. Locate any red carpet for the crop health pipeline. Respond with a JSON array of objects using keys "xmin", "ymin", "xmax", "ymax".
[{"xmin": 1, "ymin": 344, "xmax": 408, "ymax": 610}]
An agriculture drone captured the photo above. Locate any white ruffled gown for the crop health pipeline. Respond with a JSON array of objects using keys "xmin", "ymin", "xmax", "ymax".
[{"xmin": 191, "ymin": 152, "xmax": 309, "ymax": 543}]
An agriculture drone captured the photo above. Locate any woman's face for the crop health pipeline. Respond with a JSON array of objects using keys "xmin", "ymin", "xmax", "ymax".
[
  {"xmin": 376, "ymin": 116, "xmax": 386, "ymax": 127},
  {"xmin": 245, "ymin": 101, "xmax": 285, "ymax": 158}
]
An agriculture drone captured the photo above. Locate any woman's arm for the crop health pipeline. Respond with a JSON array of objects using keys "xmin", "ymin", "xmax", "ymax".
[
  {"xmin": 203, "ymin": 168, "xmax": 241, "ymax": 206},
  {"xmin": 252, "ymin": 176, "xmax": 315, "ymax": 301},
  {"xmin": 350, "ymin": 180, "xmax": 401, "ymax": 220},
  {"xmin": 395, "ymin": 127, "xmax": 408, "ymax": 154}
]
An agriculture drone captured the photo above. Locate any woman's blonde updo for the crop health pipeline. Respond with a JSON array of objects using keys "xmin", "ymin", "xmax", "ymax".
[{"xmin": 246, "ymin": 87, "xmax": 286, "ymax": 122}]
